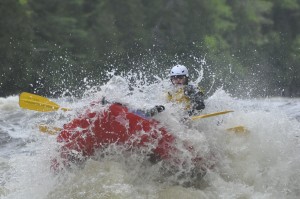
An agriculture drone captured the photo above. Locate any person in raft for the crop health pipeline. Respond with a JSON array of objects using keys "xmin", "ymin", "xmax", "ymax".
[
  {"xmin": 167, "ymin": 64, "xmax": 205, "ymax": 116},
  {"xmin": 131, "ymin": 64, "xmax": 205, "ymax": 119}
]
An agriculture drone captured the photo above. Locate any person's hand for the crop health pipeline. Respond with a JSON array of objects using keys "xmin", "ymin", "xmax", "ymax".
[
  {"xmin": 155, "ymin": 105, "xmax": 165, "ymax": 113},
  {"xmin": 146, "ymin": 105, "xmax": 165, "ymax": 117}
]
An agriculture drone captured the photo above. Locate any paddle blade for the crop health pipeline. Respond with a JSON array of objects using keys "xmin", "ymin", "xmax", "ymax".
[
  {"xmin": 191, "ymin": 110, "xmax": 234, "ymax": 120},
  {"xmin": 39, "ymin": 124, "xmax": 62, "ymax": 135},
  {"xmin": 19, "ymin": 92, "xmax": 70, "ymax": 112},
  {"xmin": 227, "ymin": 125, "xmax": 248, "ymax": 133}
]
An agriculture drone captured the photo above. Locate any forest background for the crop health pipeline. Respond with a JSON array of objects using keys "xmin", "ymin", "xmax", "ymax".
[{"xmin": 1, "ymin": 0, "xmax": 300, "ymax": 98}]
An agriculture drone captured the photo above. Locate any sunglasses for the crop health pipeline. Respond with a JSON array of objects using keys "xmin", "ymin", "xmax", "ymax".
[{"xmin": 171, "ymin": 75, "xmax": 186, "ymax": 80}]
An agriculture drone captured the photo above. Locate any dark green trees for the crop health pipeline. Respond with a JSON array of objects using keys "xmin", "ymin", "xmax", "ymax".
[{"xmin": 1, "ymin": 0, "xmax": 300, "ymax": 97}]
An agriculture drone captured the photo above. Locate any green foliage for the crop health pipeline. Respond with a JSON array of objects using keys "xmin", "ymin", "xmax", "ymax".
[
  {"xmin": 0, "ymin": 0, "xmax": 33, "ymax": 96},
  {"xmin": 271, "ymin": 0, "xmax": 299, "ymax": 9},
  {"xmin": 1, "ymin": 0, "xmax": 300, "ymax": 97}
]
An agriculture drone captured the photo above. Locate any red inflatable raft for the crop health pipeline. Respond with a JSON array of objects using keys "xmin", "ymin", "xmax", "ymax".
[{"xmin": 51, "ymin": 102, "xmax": 206, "ymax": 171}]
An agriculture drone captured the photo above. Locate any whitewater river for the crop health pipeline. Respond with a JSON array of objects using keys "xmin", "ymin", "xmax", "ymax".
[{"xmin": 1, "ymin": 76, "xmax": 300, "ymax": 199}]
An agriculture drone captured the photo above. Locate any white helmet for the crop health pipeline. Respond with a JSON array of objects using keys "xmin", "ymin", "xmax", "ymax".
[{"xmin": 170, "ymin": 65, "xmax": 189, "ymax": 77}]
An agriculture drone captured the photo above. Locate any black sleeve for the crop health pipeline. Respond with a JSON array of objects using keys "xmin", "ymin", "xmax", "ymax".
[{"xmin": 184, "ymin": 85, "xmax": 205, "ymax": 114}]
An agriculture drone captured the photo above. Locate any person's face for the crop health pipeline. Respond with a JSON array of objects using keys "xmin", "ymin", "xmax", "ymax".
[{"xmin": 171, "ymin": 75, "xmax": 187, "ymax": 86}]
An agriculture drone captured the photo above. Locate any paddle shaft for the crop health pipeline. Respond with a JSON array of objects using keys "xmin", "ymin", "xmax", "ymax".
[{"xmin": 19, "ymin": 92, "xmax": 245, "ymax": 134}]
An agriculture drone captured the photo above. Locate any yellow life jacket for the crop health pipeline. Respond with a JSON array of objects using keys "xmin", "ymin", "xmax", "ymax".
[{"xmin": 167, "ymin": 87, "xmax": 191, "ymax": 110}]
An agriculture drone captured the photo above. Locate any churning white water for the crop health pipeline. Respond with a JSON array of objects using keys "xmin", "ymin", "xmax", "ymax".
[{"xmin": 0, "ymin": 75, "xmax": 300, "ymax": 199}]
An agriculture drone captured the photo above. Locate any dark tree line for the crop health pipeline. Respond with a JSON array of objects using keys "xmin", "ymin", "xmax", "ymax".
[{"xmin": 1, "ymin": 0, "xmax": 300, "ymax": 97}]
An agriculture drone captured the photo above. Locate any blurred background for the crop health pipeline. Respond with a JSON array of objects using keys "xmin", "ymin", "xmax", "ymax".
[{"xmin": 1, "ymin": 0, "xmax": 300, "ymax": 98}]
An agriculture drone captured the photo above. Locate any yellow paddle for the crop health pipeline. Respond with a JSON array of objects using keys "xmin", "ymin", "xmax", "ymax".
[
  {"xmin": 38, "ymin": 111, "xmax": 245, "ymax": 135},
  {"xmin": 190, "ymin": 110, "xmax": 234, "ymax": 120},
  {"xmin": 39, "ymin": 124, "xmax": 62, "ymax": 135},
  {"xmin": 19, "ymin": 92, "xmax": 233, "ymax": 118},
  {"xmin": 19, "ymin": 92, "xmax": 246, "ymax": 134},
  {"xmin": 39, "ymin": 124, "xmax": 248, "ymax": 135},
  {"xmin": 19, "ymin": 92, "xmax": 70, "ymax": 112},
  {"xmin": 190, "ymin": 111, "xmax": 247, "ymax": 133},
  {"xmin": 227, "ymin": 125, "xmax": 248, "ymax": 133}
]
